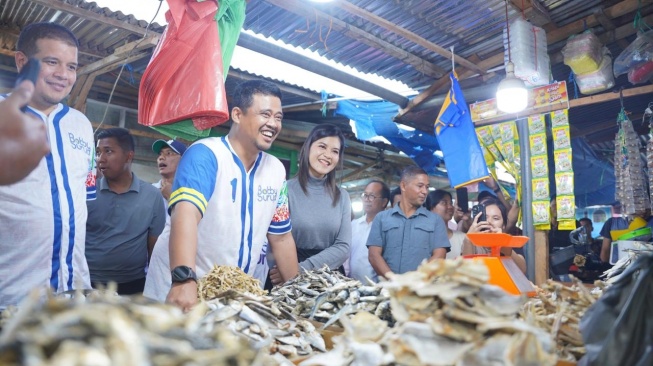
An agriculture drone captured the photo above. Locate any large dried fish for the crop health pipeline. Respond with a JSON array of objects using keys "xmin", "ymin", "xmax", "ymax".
[{"xmin": 301, "ymin": 258, "xmax": 557, "ymax": 366}]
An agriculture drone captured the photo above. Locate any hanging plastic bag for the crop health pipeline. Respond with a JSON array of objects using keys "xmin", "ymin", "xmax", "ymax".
[
  {"xmin": 138, "ymin": 0, "xmax": 229, "ymax": 131},
  {"xmin": 613, "ymin": 31, "xmax": 653, "ymax": 77},
  {"xmin": 575, "ymin": 51, "xmax": 615, "ymax": 95},
  {"xmin": 562, "ymin": 31, "xmax": 603, "ymax": 75},
  {"xmin": 577, "ymin": 254, "xmax": 653, "ymax": 366}
]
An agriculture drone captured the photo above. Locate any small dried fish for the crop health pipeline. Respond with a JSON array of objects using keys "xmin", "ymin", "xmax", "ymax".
[
  {"xmin": 0, "ymin": 290, "xmax": 264, "ymax": 366},
  {"xmin": 198, "ymin": 265, "xmax": 266, "ymax": 300},
  {"xmin": 521, "ymin": 276, "xmax": 603, "ymax": 361},
  {"xmin": 271, "ymin": 265, "xmax": 393, "ymax": 327}
]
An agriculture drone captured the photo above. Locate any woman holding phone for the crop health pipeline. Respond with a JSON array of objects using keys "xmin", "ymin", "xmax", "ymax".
[{"xmin": 462, "ymin": 198, "xmax": 527, "ymax": 274}]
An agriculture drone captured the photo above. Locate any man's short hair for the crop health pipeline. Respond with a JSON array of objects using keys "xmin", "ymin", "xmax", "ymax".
[
  {"xmin": 232, "ymin": 80, "xmax": 282, "ymax": 113},
  {"xmin": 477, "ymin": 190, "xmax": 496, "ymax": 203},
  {"xmin": 96, "ymin": 128, "xmax": 135, "ymax": 153},
  {"xmin": 367, "ymin": 180, "xmax": 390, "ymax": 201},
  {"xmin": 400, "ymin": 166, "xmax": 427, "ymax": 182},
  {"xmin": 17, "ymin": 22, "xmax": 79, "ymax": 57},
  {"xmin": 579, "ymin": 218, "xmax": 592, "ymax": 226}
]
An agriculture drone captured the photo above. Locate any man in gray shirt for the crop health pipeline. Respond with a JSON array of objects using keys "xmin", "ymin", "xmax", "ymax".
[
  {"xmin": 86, "ymin": 128, "xmax": 166, "ymax": 294},
  {"xmin": 367, "ymin": 166, "xmax": 450, "ymax": 278}
]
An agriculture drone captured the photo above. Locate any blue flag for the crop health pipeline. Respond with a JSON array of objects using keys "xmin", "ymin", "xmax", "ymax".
[{"xmin": 434, "ymin": 72, "xmax": 489, "ymax": 188}]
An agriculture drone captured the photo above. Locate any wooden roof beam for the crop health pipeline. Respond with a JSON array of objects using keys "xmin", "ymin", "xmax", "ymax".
[
  {"xmin": 77, "ymin": 36, "xmax": 158, "ymax": 75},
  {"xmin": 264, "ymin": 0, "xmax": 445, "ymax": 79},
  {"xmin": 228, "ymin": 69, "xmax": 321, "ymax": 102},
  {"xmin": 512, "ymin": 0, "xmax": 553, "ymax": 27},
  {"xmin": 395, "ymin": 0, "xmax": 643, "ymax": 120},
  {"xmin": 594, "ymin": 8, "xmax": 630, "ymax": 50},
  {"xmin": 333, "ymin": 0, "xmax": 486, "ymax": 75}
]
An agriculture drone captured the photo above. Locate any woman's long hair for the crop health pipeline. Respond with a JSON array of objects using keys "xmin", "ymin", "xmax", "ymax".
[{"xmin": 297, "ymin": 124, "xmax": 345, "ymax": 207}]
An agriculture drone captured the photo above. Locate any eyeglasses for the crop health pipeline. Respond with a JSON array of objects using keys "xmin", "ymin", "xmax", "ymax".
[{"xmin": 361, "ymin": 193, "xmax": 379, "ymax": 201}]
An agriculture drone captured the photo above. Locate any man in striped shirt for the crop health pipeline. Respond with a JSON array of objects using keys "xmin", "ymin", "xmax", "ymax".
[
  {"xmin": 144, "ymin": 80, "xmax": 299, "ymax": 311},
  {"xmin": 0, "ymin": 23, "xmax": 95, "ymax": 309}
]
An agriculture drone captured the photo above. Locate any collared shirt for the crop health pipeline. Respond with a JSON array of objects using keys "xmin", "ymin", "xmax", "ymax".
[
  {"xmin": 347, "ymin": 215, "xmax": 377, "ymax": 282},
  {"xmin": 0, "ymin": 101, "xmax": 95, "ymax": 309},
  {"xmin": 367, "ymin": 205, "xmax": 450, "ymax": 274},
  {"xmin": 86, "ymin": 173, "xmax": 166, "ymax": 283}
]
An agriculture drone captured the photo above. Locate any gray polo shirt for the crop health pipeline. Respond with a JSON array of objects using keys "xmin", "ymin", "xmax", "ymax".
[
  {"xmin": 367, "ymin": 205, "xmax": 450, "ymax": 274},
  {"xmin": 86, "ymin": 173, "xmax": 166, "ymax": 283}
]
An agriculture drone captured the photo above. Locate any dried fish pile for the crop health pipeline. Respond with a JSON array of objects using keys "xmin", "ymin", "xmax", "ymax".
[
  {"xmin": 198, "ymin": 289, "xmax": 326, "ymax": 361},
  {"xmin": 0, "ymin": 291, "xmax": 266, "ymax": 366},
  {"xmin": 198, "ymin": 265, "xmax": 266, "ymax": 300},
  {"xmin": 521, "ymin": 278, "xmax": 604, "ymax": 361},
  {"xmin": 301, "ymin": 259, "xmax": 557, "ymax": 366},
  {"xmin": 270, "ymin": 266, "xmax": 392, "ymax": 328}
]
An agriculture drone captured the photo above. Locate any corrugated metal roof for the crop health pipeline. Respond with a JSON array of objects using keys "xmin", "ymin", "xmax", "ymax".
[{"xmin": 0, "ymin": 0, "xmax": 650, "ymax": 174}]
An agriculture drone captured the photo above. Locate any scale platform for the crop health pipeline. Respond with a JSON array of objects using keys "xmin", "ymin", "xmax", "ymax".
[{"xmin": 464, "ymin": 233, "xmax": 536, "ymax": 297}]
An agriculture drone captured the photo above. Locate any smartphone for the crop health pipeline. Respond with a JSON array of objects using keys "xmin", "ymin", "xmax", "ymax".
[
  {"xmin": 15, "ymin": 58, "xmax": 40, "ymax": 112},
  {"xmin": 456, "ymin": 187, "xmax": 469, "ymax": 213},
  {"xmin": 15, "ymin": 58, "xmax": 40, "ymax": 88},
  {"xmin": 471, "ymin": 204, "xmax": 487, "ymax": 225}
]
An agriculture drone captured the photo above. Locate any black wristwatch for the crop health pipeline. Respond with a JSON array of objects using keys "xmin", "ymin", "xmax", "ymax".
[
  {"xmin": 171, "ymin": 266, "xmax": 197, "ymax": 283},
  {"xmin": 494, "ymin": 187, "xmax": 501, "ymax": 193}
]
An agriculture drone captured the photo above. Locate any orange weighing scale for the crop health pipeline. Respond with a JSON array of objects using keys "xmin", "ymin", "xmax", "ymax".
[{"xmin": 465, "ymin": 233, "xmax": 536, "ymax": 297}]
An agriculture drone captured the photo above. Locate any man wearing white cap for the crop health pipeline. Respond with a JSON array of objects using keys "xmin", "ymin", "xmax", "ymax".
[{"xmin": 152, "ymin": 139, "xmax": 187, "ymax": 202}]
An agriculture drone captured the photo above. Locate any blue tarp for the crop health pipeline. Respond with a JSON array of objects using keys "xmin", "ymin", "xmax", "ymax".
[
  {"xmin": 335, "ymin": 99, "xmax": 443, "ymax": 175},
  {"xmin": 569, "ymin": 137, "xmax": 616, "ymax": 207}
]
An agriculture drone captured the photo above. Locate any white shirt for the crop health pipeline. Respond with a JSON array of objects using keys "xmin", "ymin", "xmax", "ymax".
[
  {"xmin": 152, "ymin": 179, "xmax": 170, "ymax": 225},
  {"xmin": 347, "ymin": 215, "xmax": 377, "ymax": 283},
  {"xmin": 0, "ymin": 102, "xmax": 95, "ymax": 309},
  {"xmin": 144, "ymin": 136, "xmax": 291, "ymax": 301}
]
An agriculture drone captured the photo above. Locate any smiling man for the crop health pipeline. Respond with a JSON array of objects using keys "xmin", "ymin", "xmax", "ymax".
[
  {"xmin": 368, "ymin": 166, "xmax": 450, "ymax": 278},
  {"xmin": 85, "ymin": 128, "xmax": 165, "ymax": 294},
  {"xmin": 144, "ymin": 80, "xmax": 299, "ymax": 311},
  {"xmin": 0, "ymin": 23, "xmax": 97, "ymax": 309}
]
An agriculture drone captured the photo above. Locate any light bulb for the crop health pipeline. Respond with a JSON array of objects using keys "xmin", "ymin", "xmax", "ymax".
[{"xmin": 496, "ymin": 62, "xmax": 528, "ymax": 113}]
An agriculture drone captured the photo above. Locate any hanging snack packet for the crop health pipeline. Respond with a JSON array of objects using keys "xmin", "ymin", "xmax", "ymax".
[
  {"xmin": 531, "ymin": 155, "xmax": 549, "ymax": 178},
  {"xmin": 555, "ymin": 172, "xmax": 575, "ymax": 195},
  {"xmin": 551, "ymin": 109, "xmax": 569, "ymax": 127},
  {"xmin": 554, "ymin": 148, "xmax": 573, "ymax": 172},
  {"xmin": 552, "ymin": 126, "xmax": 571, "ymax": 150},
  {"xmin": 528, "ymin": 114, "xmax": 546, "ymax": 134},
  {"xmin": 530, "ymin": 133, "xmax": 547, "ymax": 156},
  {"xmin": 556, "ymin": 195, "xmax": 576, "ymax": 220},
  {"xmin": 533, "ymin": 200, "xmax": 551, "ymax": 226},
  {"xmin": 533, "ymin": 178, "xmax": 550, "ymax": 201}
]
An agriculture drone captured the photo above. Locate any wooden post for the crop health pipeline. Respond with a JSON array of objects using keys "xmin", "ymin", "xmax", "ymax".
[{"xmin": 534, "ymin": 230, "xmax": 549, "ymax": 285}]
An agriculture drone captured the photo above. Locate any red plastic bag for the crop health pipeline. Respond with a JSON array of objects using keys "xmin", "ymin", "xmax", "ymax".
[{"xmin": 138, "ymin": 0, "xmax": 229, "ymax": 130}]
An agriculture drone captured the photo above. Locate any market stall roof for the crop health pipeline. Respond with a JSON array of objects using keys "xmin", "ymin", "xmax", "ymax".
[{"xmin": 0, "ymin": 0, "xmax": 652, "ymax": 195}]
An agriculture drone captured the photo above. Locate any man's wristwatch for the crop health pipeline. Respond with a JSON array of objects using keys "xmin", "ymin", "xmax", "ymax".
[
  {"xmin": 493, "ymin": 187, "xmax": 501, "ymax": 193},
  {"xmin": 171, "ymin": 266, "xmax": 197, "ymax": 283}
]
